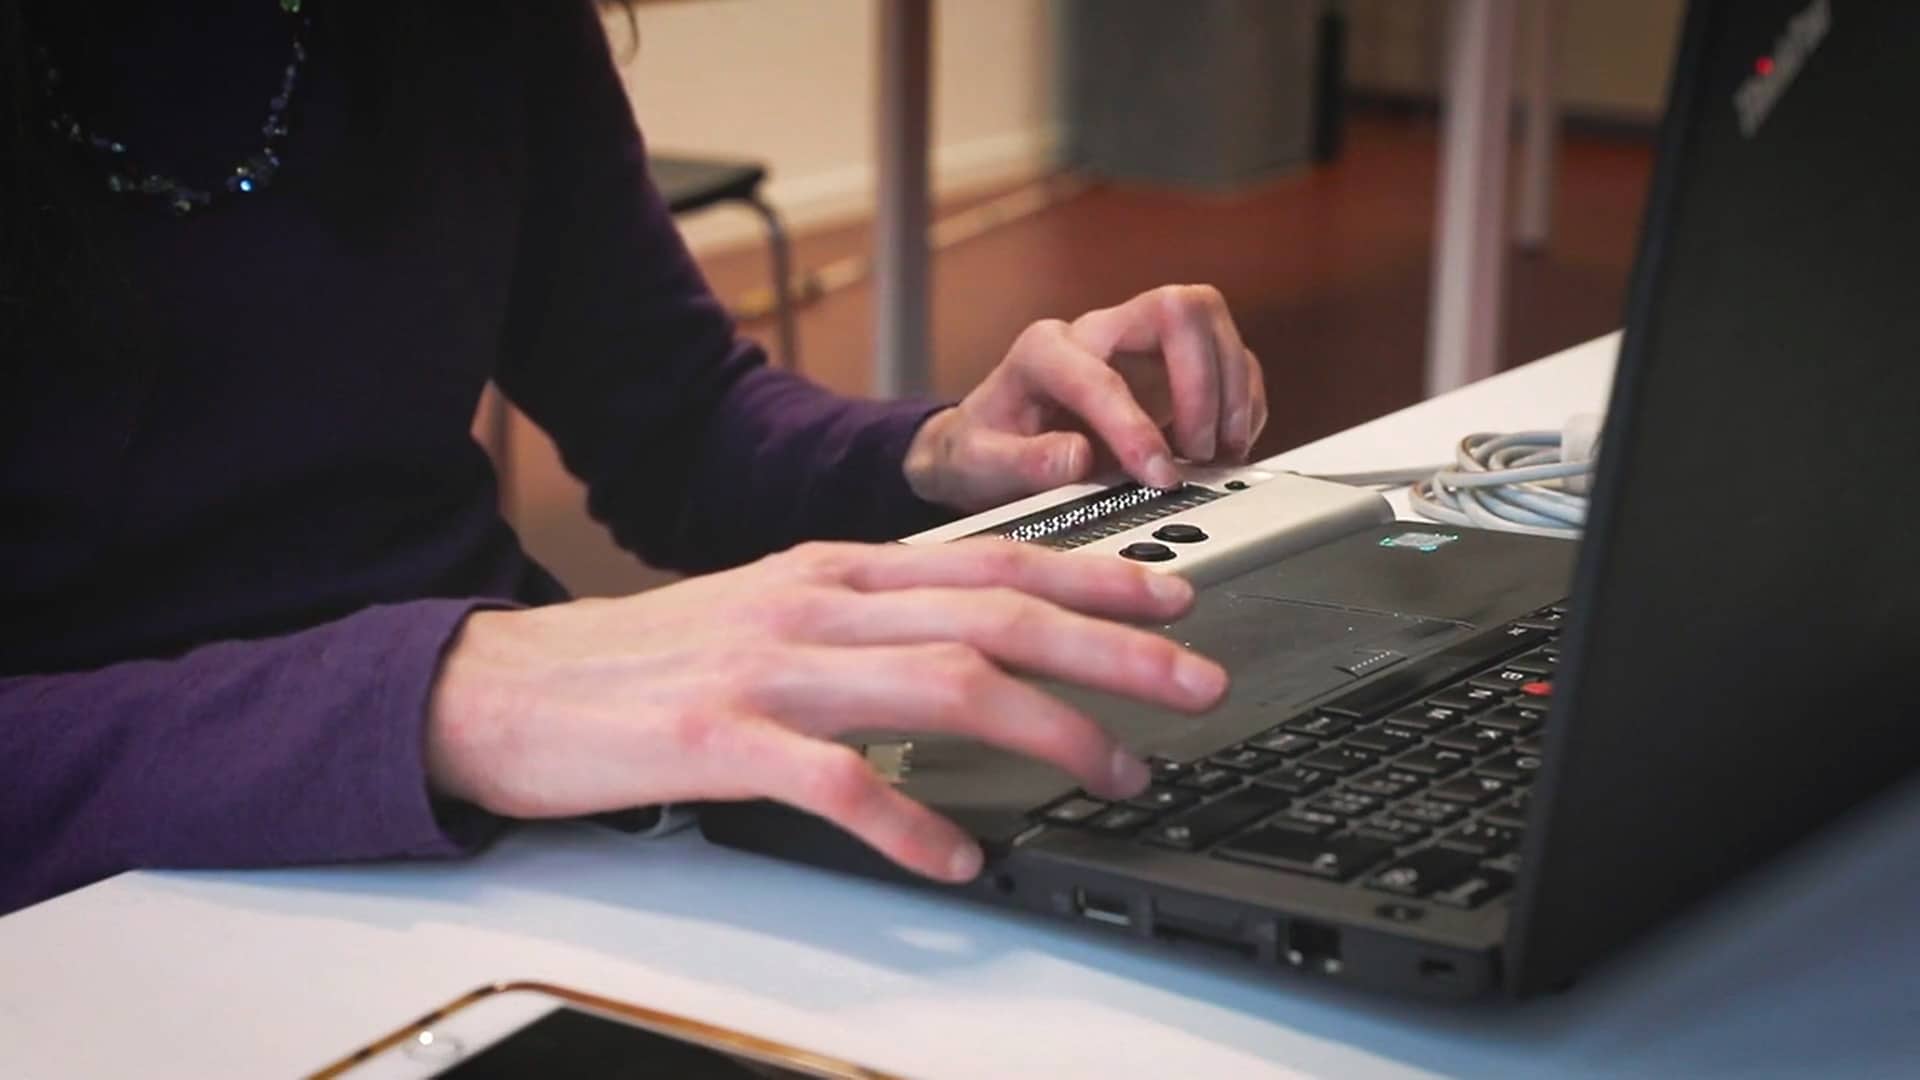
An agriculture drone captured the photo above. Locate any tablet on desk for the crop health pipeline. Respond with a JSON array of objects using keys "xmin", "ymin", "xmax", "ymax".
[{"xmin": 309, "ymin": 981, "xmax": 897, "ymax": 1080}]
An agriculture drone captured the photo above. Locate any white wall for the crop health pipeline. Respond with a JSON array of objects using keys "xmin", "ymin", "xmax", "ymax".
[{"xmin": 610, "ymin": 0, "xmax": 1061, "ymax": 253}]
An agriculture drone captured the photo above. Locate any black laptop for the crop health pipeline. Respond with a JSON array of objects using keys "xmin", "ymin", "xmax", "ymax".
[{"xmin": 703, "ymin": 0, "xmax": 1920, "ymax": 999}]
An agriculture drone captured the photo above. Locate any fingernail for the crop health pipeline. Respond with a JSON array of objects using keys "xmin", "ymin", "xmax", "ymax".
[
  {"xmin": 1195, "ymin": 429, "xmax": 1216, "ymax": 461},
  {"xmin": 948, "ymin": 842, "xmax": 983, "ymax": 881},
  {"xmin": 1228, "ymin": 407, "xmax": 1251, "ymax": 452},
  {"xmin": 1147, "ymin": 572, "xmax": 1191, "ymax": 607},
  {"xmin": 1054, "ymin": 440, "xmax": 1083, "ymax": 479},
  {"xmin": 1109, "ymin": 748, "xmax": 1151, "ymax": 795},
  {"xmin": 1147, "ymin": 453, "xmax": 1179, "ymax": 488},
  {"xmin": 1176, "ymin": 654, "xmax": 1228, "ymax": 702}
]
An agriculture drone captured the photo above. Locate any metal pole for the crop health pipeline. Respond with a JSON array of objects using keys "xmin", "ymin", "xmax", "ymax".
[{"xmin": 873, "ymin": 0, "xmax": 933, "ymax": 398}]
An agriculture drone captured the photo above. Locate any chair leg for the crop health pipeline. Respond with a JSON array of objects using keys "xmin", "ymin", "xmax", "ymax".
[{"xmin": 745, "ymin": 192, "xmax": 799, "ymax": 371}]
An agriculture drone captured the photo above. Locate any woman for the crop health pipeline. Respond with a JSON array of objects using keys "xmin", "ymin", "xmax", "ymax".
[{"xmin": 0, "ymin": 1, "xmax": 1267, "ymax": 911}]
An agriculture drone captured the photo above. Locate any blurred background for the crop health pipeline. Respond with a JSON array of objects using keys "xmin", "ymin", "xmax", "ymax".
[{"xmin": 497, "ymin": 0, "xmax": 1685, "ymax": 596}]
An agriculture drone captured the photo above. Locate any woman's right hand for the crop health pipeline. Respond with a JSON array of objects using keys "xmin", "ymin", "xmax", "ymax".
[{"xmin": 424, "ymin": 539, "xmax": 1227, "ymax": 882}]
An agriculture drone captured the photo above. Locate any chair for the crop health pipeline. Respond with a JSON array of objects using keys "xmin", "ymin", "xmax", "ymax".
[{"xmin": 648, "ymin": 153, "xmax": 798, "ymax": 370}]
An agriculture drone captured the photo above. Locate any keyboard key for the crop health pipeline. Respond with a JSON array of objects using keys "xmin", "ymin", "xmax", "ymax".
[
  {"xmin": 1282, "ymin": 712, "xmax": 1355, "ymax": 739},
  {"xmin": 1513, "ymin": 733, "xmax": 1546, "ymax": 756},
  {"xmin": 1439, "ymin": 821, "xmax": 1522, "ymax": 857},
  {"xmin": 1088, "ymin": 806, "xmax": 1157, "ymax": 834},
  {"xmin": 1354, "ymin": 817, "xmax": 1430, "ymax": 844},
  {"xmin": 1430, "ymin": 725, "xmax": 1513, "ymax": 753},
  {"xmin": 1346, "ymin": 768, "xmax": 1426, "ymax": 799},
  {"xmin": 1428, "ymin": 774, "xmax": 1513, "ymax": 806},
  {"xmin": 1371, "ymin": 847, "xmax": 1514, "ymax": 906},
  {"xmin": 1217, "ymin": 828, "xmax": 1396, "ymax": 881},
  {"xmin": 1468, "ymin": 668, "xmax": 1535, "ymax": 695},
  {"xmin": 1297, "ymin": 746, "xmax": 1378, "ymax": 775},
  {"xmin": 1315, "ymin": 624, "xmax": 1549, "ymax": 719},
  {"xmin": 1506, "ymin": 650, "xmax": 1557, "ymax": 676},
  {"xmin": 1367, "ymin": 847, "xmax": 1484, "ymax": 897},
  {"xmin": 1210, "ymin": 747, "xmax": 1281, "ymax": 773},
  {"xmin": 1142, "ymin": 787, "xmax": 1290, "ymax": 851},
  {"xmin": 1255, "ymin": 766, "xmax": 1336, "ymax": 797},
  {"xmin": 1271, "ymin": 807, "xmax": 1345, "ymax": 836},
  {"xmin": 1384, "ymin": 703, "xmax": 1467, "ymax": 732},
  {"xmin": 1482, "ymin": 851, "xmax": 1524, "ymax": 876},
  {"xmin": 1427, "ymin": 684, "xmax": 1506, "ymax": 713},
  {"xmin": 1481, "ymin": 795, "xmax": 1533, "ymax": 830},
  {"xmin": 1245, "ymin": 730, "xmax": 1319, "ymax": 756},
  {"xmin": 1125, "ymin": 786, "xmax": 1197, "ymax": 813},
  {"xmin": 1517, "ymin": 679, "xmax": 1553, "ymax": 700},
  {"xmin": 1148, "ymin": 758, "xmax": 1189, "ymax": 784},
  {"xmin": 1395, "ymin": 746, "xmax": 1474, "ymax": 777},
  {"xmin": 1307, "ymin": 791, "xmax": 1381, "ymax": 819},
  {"xmin": 1175, "ymin": 766, "xmax": 1243, "ymax": 793},
  {"xmin": 1480, "ymin": 705, "xmax": 1547, "ymax": 734},
  {"xmin": 1043, "ymin": 796, "xmax": 1108, "ymax": 824},
  {"xmin": 1474, "ymin": 751, "xmax": 1545, "ymax": 784},
  {"xmin": 1346, "ymin": 726, "xmax": 1423, "ymax": 754},
  {"xmin": 1516, "ymin": 608, "xmax": 1568, "ymax": 630},
  {"xmin": 1391, "ymin": 799, "xmax": 1466, "ymax": 828},
  {"xmin": 1430, "ymin": 867, "xmax": 1514, "ymax": 908}
]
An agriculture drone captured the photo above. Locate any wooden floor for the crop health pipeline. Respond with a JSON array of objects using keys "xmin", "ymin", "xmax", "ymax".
[{"xmin": 506, "ymin": 111, "xmax": 1655, "ymax": 596}]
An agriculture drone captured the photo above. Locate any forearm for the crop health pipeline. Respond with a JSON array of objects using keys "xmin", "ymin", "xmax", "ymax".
[
  {"xmin": 613, "ymin": 365, "xmax": 954, "ymax": 572},
  {"xmin": 0, "ymin": 599, "xmax": 505, "ymax": 912}
]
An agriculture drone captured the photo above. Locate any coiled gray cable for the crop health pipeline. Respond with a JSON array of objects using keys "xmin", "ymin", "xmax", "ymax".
[{"xmin": 1309, "ymin": 430, "xmax": 1595, "ymax": 539}]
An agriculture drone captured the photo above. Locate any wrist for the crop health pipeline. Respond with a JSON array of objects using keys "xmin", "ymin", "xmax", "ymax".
[{"xmin": 425, "ymin": 609, "xmax": 519, "ymax": 814}]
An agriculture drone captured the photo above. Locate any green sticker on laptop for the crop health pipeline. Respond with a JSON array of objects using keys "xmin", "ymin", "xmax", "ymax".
[{"xmin": 1380, "ymin": 531, "xmax": 1460, "ymax": 553}]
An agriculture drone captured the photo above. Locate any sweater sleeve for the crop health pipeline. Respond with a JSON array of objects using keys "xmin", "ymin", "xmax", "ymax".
[
  {"xmin": 492, "ymin": 2, "xmax": 954, "ymax": 574},
  {"xmin": 0, "ymin": 599, "xmax": 505, "ymax": 913}
]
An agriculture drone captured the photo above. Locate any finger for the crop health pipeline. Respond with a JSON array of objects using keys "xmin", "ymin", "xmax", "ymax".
[
  {"xmin": 948, "ymin": 428, "xmax": 1095, "ymax": 508},
  {"xmin": 1066, "ymin": 289, "xmax": 1168, "ymax": 356},
  {"xmin": 1153, "ymin": 290, "xmax": 1223, "ymax": 462},
  {"xmin": 731, "ymin": 721, "xmax": 983, "ymax": 882},
  {"xmin": 758, "ymin": 643, "xmax": 1154, "ymax": 801},
  {"xmin": 1013, "ymin": 322, "xmax": 1178, "ymax": 488},
  {"xmin": 1202, "ymin": 297, "xmax": 1257, "ymax": 459},
  {"xmin": 1244, "ymin": 351, "xmax": 1270, "ymax": 454},
  {"xmin": 799, "ymin": 587, "xmax": 1226, "ymax": 712},
  {"xmin": 1076, "ymin": 287, "xmax": 1236, "ymax": 463},
  {"xmin": 786, "ymin": 539, "xmax": 1194, "ymax": 621}
]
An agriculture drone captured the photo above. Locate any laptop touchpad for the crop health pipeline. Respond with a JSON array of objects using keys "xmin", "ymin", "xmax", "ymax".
[
  {"xmin": 1178, "ymin": 592, "xmax": 1456, "ymax": 703},
  {"xmin": 1089, "ymin": 591, "xmax": 1462, "ymax": 749}
]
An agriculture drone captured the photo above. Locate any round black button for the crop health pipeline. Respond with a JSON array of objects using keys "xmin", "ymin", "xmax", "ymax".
[
  {"xmin": 1152, "ymin": 523, "xmax": 1207, "ymax": 544},
  {"xmin": 1119, "ymin": 541, "xmax": 1176, "ymax": 562},
  {"xmin": 1225, "ymin": 480, "xmax": 1249, "ymax": 491}
]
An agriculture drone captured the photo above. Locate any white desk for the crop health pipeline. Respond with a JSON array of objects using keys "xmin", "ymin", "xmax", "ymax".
[{"xmin": 9, "ymin": 335, "xmax": 1920, "ymax": 1079}]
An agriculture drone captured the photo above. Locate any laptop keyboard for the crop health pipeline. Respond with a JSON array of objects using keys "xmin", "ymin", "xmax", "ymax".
[{"xmin": 1031, "ymin": 603, "xmax": 1568, "ymax": 910}]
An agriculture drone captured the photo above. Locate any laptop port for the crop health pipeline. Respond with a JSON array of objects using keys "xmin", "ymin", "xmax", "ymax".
[
  {"xmin": 1285, "ymin": 919, "xmax": 1343, "ymax": 974},
  {"xmin": 1072, "ymin": 888, "xmax": 1133, "ymax": 928},
  {"xmin": 1419, "ymin": 957, "xmax": 1459, "ymax": 980},
  {"xmin": 1152, "ymin": 915, "xmax": 1258, "ymax": 962}
]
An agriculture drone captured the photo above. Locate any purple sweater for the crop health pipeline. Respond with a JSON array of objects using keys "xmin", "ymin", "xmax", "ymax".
[{"xmin": 0, "ymin": 4, "xmax": 947, "ymax": 912}]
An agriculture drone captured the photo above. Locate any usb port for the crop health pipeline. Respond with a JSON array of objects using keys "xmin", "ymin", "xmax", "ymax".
[{"xmin": 1072, "ymin": 888, "xmax": 1133, "ymax": 928}]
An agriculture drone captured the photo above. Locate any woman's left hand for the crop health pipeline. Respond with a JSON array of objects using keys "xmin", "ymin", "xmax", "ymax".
[{"xmin": 902, "ymin": 284, "xmax": 1268, "ymax": 513}]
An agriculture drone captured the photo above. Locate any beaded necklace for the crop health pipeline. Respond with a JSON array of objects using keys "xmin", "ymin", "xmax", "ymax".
[{"xmin": 35, "ymin": 1, "xmax": 312, "ymax": 217}]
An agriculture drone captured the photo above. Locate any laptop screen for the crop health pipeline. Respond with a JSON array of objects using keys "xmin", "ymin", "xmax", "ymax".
[{"xmin": 1508, "ymin": 0, "xmax": 1920, "ymax": 994}]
